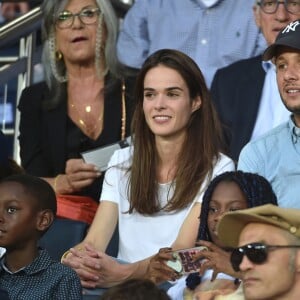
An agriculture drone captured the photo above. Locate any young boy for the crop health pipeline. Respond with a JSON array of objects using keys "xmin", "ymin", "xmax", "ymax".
[{"xmin": 0, "ymin": 174, "xmax": 82, "ymax": 299}]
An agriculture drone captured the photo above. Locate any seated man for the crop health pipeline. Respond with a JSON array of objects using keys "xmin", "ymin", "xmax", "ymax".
[
  {"xmin": 238, "ymin": 19, "xmax": 300, "ymax": 208},
  {"xmin": 211, "ymin": 0, "xmax": 300, "ymax": 161},
  {"xmin": 218, "ymin": 204, "xmax": 300, "ymax": 299},
  {"xmin": 117, "ymin": 0, "xmax": 266, "ymax": 87}
]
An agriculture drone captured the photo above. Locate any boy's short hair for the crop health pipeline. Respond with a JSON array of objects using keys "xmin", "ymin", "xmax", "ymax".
[{"xmin": 0, "ymin": 174, "xmax": 57, "ymax": 216}]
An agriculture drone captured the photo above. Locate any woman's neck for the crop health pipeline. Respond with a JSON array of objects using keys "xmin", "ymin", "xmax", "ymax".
[
  {"xmin": 65, "ymin": 58, "xmax": 106, "ymax": 80},
  {"xmin": 67, "ymin": 77, "xmax": 104, "ymax": 104},
  {"xmin": 67, "ymin": 71, "xmax": 105, "ymax": 140},
  {"xmin": 155, "ymin": 136, "xmax": 184, "ymax": 183},
  {"xmin": 67, "ymin": 68, "xmax": 101, "ymax": 84}
]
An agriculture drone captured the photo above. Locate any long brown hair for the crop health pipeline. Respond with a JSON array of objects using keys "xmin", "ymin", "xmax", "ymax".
[{"xmin": 128, "ymin": 49, "xmax": 224, "ymax": 214}]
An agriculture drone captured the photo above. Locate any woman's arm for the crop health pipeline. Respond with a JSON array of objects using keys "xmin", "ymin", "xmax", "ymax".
[
  {"xmin": 172, "ymin": 203, "xmax": 201, "ymax": 250},
  {"xmin": 84, "ymin": 201, "xmax": 119, "ymax": 251},
  {"xmin": 18, "ymin": 83, "xmax": 51, "ymax": 175},
  {"xmin": 62, "ymin": 201, "xmax": 121, "ymax": 286},
  {"xmin": 63, "ymin": 203, "xmax": 202, "ymax": 288},
  {"xmin": 62, "ymin": 198, "xmax": 151, "ymax": 288},
  {"xmin": 141, "ymin": 203, "xmax": 202, "ymax": 284}
]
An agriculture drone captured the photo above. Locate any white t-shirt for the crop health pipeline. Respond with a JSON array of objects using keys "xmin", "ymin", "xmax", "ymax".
[{"xmin": 101, "ymin": 146, "xmax": 234, "ymax": 262}]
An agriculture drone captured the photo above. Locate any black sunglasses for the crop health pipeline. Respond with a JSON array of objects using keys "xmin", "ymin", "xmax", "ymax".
[{"xmin": 231, "ymin": 242, "xmax": 300, "ymax": 272}]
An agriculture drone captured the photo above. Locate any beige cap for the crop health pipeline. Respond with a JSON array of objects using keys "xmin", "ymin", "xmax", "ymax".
[{"xmin": 218, "ymin": 204, "xmax": 300, "ymax": 248}]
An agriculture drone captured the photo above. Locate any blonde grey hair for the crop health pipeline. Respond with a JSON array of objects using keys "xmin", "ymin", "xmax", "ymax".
[{"xmin": 41, "ymin": 0, "xmax": 121, "ymax": 89}]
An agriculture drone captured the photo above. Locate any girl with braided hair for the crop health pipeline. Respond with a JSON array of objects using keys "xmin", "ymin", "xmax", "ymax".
[
  {"xmin": 166, "ymin": 171, "xmax": 278, "ymax": 300},
  {"xmin": 197, "ymin": 170, "xmax": 278, "ymax": 245}
]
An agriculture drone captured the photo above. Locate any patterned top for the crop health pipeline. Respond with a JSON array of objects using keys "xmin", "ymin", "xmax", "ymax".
[{"xmin": 0, "ymin": 249, "xmax": 82, "ymax": 300}]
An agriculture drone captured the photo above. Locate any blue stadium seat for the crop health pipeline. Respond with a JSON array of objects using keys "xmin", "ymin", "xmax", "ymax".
[
  {"xmin": 39, "ymin": 218, "xmax": 119, "ymax": 261},
  {"xmin": 39, "ymin": 218, "xmax": 89, "ymax": 261}
]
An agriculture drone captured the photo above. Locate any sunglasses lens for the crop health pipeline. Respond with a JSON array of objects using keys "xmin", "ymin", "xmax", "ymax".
[
  {"xmin": 230, "ymin": 244, "xmax": 268, "ymax": 272},
  {"xmin": 231, "ymin": 248, "xmax": 243, "ymax": 272},
  {"xmin": 247, "ymin": 246, "xmax": 268, "ymax": 264}
]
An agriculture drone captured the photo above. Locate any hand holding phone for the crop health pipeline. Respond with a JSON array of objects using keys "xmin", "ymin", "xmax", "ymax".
[{"xmin": 166, "ymin": 246, "xmax": 208, "ymax": 275}]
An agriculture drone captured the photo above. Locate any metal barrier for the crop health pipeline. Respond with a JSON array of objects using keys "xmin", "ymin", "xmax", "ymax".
[{"xmin": 0, "ymin": 6, "xmax": 42, "ymax": 161}]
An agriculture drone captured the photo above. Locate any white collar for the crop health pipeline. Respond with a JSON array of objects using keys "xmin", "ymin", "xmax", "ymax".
[{"xmin": 200, "ymin": 0, "xmax": 219, "ymax": 7}]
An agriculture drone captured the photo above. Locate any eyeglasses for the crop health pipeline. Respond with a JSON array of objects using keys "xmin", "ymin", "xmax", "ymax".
[
  {"xmin": 231, "ymin": 242, "xmax": 300, "ymax": 272},
  {"xmin": 257, "ymin": 0, "xmax": 300, "ymax": 14},
  {"xmin": 56, "ymin": 7, "xmax": 101, "ymax": 29}
]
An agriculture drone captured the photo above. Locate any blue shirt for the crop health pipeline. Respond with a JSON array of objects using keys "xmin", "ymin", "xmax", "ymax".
[
  {"xmin": 238, "ymin": 117, "xmax": 300, "ymax": 209},
  {"xmin": 117, "ymin": 0, "xmax": 266, "ymax": 87},
  {"xmin": 0, "ymin": 249, "xmax": 83, "ymax": 300},
  {"xmin": 250, "ymin": 61, "xmax": 290, "ymax": 141}
]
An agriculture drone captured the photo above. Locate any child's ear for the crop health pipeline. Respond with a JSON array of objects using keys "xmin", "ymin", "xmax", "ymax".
[{"xmin": 36, "ymin": 210, "xmax": 54, "ymax": 232}]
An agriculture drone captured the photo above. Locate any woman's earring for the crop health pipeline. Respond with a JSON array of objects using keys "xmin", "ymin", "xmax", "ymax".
[{"xmin": 56, "ymin": 51, "xmax": 63, "ymax": 61}]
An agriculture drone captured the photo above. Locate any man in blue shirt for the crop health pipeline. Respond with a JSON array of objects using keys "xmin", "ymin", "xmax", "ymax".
[
  {"xmin": 211, "ymin": 0, "xmax": 300, "ymax": 161},
  {"xmin": 238, "ymin": 19, "xmax": 300, "ymax": 209},
  {"xmin": 117, "ymin": 0, "xmax": 266, "ymax": 87}
]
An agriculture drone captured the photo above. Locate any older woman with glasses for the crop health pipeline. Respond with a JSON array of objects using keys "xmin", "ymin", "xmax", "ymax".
[{"xmin": 18, "ymin": 0, "xmax": 136, "ymax": 204}]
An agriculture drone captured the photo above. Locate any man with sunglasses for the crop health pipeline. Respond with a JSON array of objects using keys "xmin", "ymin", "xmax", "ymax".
[
  {"xmin": 218, "ymin": 204, "xmax": 300, "ymax": 299},
  {"xmin": 211, "ymin": 0, "xmax": 300, "ymax": 161},
  {"xmin": 238, "ymin": 19, "xmax": 300, "ymax": 210}
]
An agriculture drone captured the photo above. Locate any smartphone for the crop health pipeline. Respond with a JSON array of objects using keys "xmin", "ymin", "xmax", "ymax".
[{"xmin": 166, "ymin": 246, "xmax": 208, "ymax": 275}]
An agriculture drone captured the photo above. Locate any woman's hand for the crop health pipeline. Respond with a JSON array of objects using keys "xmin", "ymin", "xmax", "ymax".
[
  {"xmin": 62, "ymin": 243, "xmax": 132, "ymax": 288},
  {"xmin": 55, "ymin": 158, "xmax": 101, "ymax": 194},
  {"xmin": 194, "ymin": 240, "xmax": 239, "ymax": 281},
  {"xmin": 62, "ymin": 243, "xmax": 101, "ymax": 287},
  {"xmin": 146, "ymin": 247, "xmax": 181, "ymax": 284}
]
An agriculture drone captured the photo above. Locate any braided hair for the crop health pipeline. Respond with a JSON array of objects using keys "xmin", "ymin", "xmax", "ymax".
[
  {"xmin": 197, "ymin": 171, "xmax": 278, "ymax": 242},
  {"xmin": 186, "ymin": 171, "xmax": 278, "ymax": 290}
]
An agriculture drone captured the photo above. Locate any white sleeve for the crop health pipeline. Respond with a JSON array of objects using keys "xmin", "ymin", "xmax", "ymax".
[
  {"xmin": 100, "ymin": 147, "xmax": 131, "ymax": 204},
  {"xmin": 195, "ymin": 154, "xmax": 235, "ymax": 203}
]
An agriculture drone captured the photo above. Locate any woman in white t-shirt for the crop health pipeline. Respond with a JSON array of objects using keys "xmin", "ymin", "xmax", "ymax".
[{"xmin": 62, "ymin": 49, "xmax": 234, "ymax": 289}]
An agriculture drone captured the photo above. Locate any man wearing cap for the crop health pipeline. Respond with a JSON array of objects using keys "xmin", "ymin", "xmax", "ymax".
[
  {"xmin": 218, "ymin": 204, "xmax": 300, "ymax": 299},
  {"xmin": 211, "ymin": 0, "xmax": 300, "ymax": 161},
  {"xmin": 117, "ymin": 0, "xmax": 266, "ymax": 88},
  {"xmin": 238, "ymin": 19, "xmax": 300, "ymax": 209}
]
